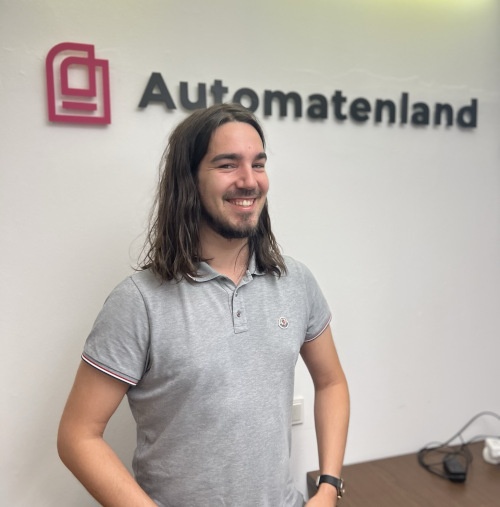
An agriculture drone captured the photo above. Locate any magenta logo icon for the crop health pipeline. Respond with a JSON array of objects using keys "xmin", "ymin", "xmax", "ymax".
[{"xmin": 45, "ymin": 42, "xmax": 111, "ymax": 125}]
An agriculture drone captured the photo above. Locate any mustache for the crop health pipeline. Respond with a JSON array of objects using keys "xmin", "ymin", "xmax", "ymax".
[{"xmin": 223, "ymin": 189, "xmax": 263, "ymax": 200}]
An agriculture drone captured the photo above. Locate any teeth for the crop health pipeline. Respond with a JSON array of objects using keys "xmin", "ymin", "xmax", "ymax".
[{"xmin": 233, "ymin": 199, "xmax": 254, "ymax": 206}]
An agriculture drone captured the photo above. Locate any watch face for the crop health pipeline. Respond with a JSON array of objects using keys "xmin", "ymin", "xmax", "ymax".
[{"xmin": 339, "ymin": 479, "xmax": 345, "ymax": 497}]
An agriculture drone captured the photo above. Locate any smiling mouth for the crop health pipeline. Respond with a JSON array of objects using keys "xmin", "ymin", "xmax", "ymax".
[{"xmin": 228, "ymin": 198, "xmax": 256, "ymax": 207}]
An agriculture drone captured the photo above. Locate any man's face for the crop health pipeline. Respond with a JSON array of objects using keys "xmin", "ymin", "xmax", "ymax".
[{"xmin": 197, "ymin": 121, "xmax": 269, "ymax": 240}]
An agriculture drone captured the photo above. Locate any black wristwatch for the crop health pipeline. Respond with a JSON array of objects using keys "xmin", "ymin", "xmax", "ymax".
[{"xmin": 316, "ymin": 474, "xmax": 345, "ymax": 499}]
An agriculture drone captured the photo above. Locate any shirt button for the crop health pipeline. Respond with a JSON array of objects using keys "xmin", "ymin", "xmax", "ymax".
[{"xmin": 236, "ymin": 310, "xmax": 241, "ymax": 317}]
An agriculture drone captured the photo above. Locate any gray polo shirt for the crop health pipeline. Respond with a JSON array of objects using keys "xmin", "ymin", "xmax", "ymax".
[{"xmin": 83, "ymin": 255, "xmax": 331, "ymax": 507}]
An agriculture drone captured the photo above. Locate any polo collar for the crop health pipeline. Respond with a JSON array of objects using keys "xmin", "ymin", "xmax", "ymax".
[{"xmin": 188, "ymin": 254, "xmax": 265, "ymax": 283}]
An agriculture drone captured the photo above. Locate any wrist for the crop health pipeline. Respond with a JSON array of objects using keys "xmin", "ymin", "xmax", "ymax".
[
  {"xmin": 315, "ymin": 474, "xmax": 345, "ymax": 499},
  {"xmin": 316, "ymin": 482, "xmax": 338, "ymax": 498},
  {"xmin": 314, "ymin": 483, "xmax": 339, "ymax": 506}
]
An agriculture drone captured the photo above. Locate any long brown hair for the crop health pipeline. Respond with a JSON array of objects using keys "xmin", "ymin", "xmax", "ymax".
[{"xmin": 139, "ymin": 103, "xmax": 286, "ymax": 281}]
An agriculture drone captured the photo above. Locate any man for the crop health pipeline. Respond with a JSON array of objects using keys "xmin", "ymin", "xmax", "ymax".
[{"xmin": 58, "ymin": 103, "xmax": 349, "ymax": 507}]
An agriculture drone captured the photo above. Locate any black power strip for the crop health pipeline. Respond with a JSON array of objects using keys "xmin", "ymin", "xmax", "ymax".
[{"xmin": 443, "ymin": 454, "xmax": 467, "ymax": 483}]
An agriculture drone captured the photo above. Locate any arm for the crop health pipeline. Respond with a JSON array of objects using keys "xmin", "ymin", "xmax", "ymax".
[
  {"xmin": 301, "ymin": 326, "xmax": 350, "ymax": 507},
  {"xmin": 57, "ymin": 361, "xmax": 157, "ymax": 507}
]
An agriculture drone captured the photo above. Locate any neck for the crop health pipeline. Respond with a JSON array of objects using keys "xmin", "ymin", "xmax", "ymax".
[{"xmin": 199, "ymin": 226, "xmax": 250, "ymax": 285}]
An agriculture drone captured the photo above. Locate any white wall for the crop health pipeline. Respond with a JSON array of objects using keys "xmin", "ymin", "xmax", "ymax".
[{"xmin": 1, "ymin": 0, "xmax": 499, "ymax": 505}]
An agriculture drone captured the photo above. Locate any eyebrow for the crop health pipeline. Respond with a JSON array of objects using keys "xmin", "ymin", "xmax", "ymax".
[{"xmin": 209, "ymin": 152, "xmax": 267, "ymax": 164}]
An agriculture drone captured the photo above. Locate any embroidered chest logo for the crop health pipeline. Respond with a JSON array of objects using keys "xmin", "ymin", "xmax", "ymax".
[{"xmin": 278, "ymin": 317, "xmax": 289, "ymax": 329}]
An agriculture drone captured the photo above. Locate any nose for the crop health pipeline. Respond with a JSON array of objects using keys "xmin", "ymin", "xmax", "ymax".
[{"xmin": 235, "ymin": 164, "xmax": 258, "ymax": 189}]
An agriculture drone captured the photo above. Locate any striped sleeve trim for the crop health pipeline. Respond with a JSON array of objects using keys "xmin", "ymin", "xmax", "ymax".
[
  {"xmin": 81, "ymin": 353, "xmax": 138, "ymax": 386},
  {"xmin": 304, "ymin": 313, "xmax": 333, "ymax": 343}
]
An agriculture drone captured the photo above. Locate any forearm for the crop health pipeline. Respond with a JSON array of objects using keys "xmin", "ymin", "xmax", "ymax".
[
  {"xmin": 314, "ymin": 377, "xmax": 350, "ymax": 477},
  {"xmin": 58, "ymin": 432, "xmax": 156, "ymax": 507},
  {"xmin": 307, "ymin": 378, "xmax": 350, "ymax": 506}
]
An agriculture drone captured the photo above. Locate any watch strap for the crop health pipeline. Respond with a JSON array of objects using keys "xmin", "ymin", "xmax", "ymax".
[{"xmin": 316, "ymin": 474, "xmax": 344, "ymax": 498}]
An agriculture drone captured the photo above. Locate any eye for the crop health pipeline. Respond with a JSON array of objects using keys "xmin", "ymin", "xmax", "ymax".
[{"xmin": 253, "ymin": 163, "xmax": 266, "ymax": 171}]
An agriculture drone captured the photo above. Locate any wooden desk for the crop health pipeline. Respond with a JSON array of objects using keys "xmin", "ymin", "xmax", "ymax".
[{"xmin": 307, "ymin": 442, "xmax": 500, "ymax": 506}]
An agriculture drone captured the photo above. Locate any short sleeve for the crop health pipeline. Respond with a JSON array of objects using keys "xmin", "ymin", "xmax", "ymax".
[
  {"xmin": 299, "ymin": 262, "xmax": 332, "ymax": 342},
  {"xmin": 82, "ymin": 277, "xmax": 150, "ymax": 385}
]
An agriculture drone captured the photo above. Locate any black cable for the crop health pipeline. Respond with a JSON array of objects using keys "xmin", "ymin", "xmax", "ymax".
[{"xmin": 417, "ymin": 411, "xmax": 500, "ymax": 482}]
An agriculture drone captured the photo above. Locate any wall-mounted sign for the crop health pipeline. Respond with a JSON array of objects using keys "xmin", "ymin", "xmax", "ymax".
[
  {"xmin": 46, "ymin": 42, "xmax": 111, "ymax": 125},
  {"xmin": 139, "ymin": 73, "xmax": 477, "ymax": 129},
  {"xmin": 44, "ymin": 43, "xmax": 478, "ymax": 129}
]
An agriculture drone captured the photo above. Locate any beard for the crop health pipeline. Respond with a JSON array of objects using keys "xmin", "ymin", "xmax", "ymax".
[{"xmin": 200, "ymin": 205, "xmax": 259, "ymax": 240}]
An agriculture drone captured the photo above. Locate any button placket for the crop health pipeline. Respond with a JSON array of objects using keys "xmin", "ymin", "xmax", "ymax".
[{"xmin": 232, "ymin": 286, "xmax": 248, "ymax": 333}]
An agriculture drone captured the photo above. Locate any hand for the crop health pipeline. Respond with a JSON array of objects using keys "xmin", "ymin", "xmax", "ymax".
[
  {"xmin": 305, "ymin": 495, "xmax": 337, "ymax": 507},
  {"xmin": 305, "ymin": 484, "xmax": 338, "ymax": 507}
]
